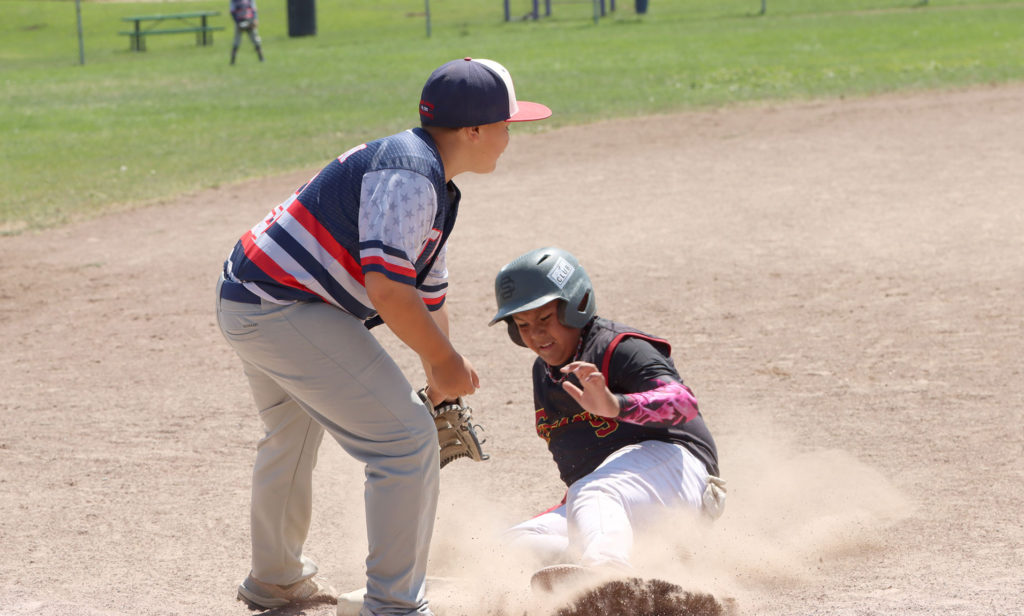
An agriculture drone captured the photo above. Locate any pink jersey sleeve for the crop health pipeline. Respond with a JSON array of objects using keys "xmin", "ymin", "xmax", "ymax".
[{"xmin": 618, "ymin": 379, "xmax": 699, "ymax": 427}]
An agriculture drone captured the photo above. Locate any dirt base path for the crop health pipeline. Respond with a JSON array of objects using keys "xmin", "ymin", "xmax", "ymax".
[{"xmin": 2, "ymin": 84, "xmax": 1022, "ymax": 616}]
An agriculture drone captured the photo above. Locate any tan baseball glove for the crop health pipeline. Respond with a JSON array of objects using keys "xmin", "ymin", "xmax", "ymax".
[{"xmin": 417, "ymin": 388, "xmax": 489, "ymax": 469}]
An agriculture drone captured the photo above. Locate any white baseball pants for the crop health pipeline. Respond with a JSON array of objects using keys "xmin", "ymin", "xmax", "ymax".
[{"xmin": 503, "ymin": 440, "xmax": 709, "ymax": 569}]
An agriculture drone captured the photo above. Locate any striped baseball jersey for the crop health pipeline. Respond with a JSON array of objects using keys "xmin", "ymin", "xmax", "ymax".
[{"xmin": 224, "ymin": 128, "xmax": 460, "ymax": 320}]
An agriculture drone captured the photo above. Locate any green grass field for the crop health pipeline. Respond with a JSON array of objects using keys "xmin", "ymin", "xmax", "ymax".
[{"xmin": 2, "ymin": 0, "xmax": 1023, "ymax": 232}]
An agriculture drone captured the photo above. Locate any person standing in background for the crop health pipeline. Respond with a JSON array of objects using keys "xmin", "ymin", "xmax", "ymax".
[{"xmin": 229, "ymin": 0, "xmax": 264, "ymax": 64}]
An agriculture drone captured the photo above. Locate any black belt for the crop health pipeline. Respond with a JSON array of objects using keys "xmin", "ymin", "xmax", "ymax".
[{"xmin": 220, "ymin": 278, "xmax": 262, "ymax": 304}]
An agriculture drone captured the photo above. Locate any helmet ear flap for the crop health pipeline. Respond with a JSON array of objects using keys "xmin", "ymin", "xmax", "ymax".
[
  {"xmin": 505, "ymin": 319, "xmax": 526, "ymax": 347},
  {"xmin": 557, "ymin": 290, "xmax": 595, "ymax": 329},
  {"xmin": 556, "ymin": 299, "xmax": 571, "ymax": 328}
]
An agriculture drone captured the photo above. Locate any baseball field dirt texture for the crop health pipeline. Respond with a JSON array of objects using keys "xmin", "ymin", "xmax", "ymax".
[{"xmin": 1, "ymin": 84, "xmax": 1022, "ymax": 616}]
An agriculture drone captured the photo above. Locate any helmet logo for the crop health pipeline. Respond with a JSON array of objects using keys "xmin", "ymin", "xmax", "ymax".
[
  {"xmin": 498, "ymin": 274, "xmax": 516, "ymax": 300},
  {"xmin": 547, "ymin": 257, "xmax": 575, "ymax": 289}
]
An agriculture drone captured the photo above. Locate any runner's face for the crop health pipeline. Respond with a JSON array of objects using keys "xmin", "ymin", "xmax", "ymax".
[{"xmin": 512, "ymin": 300, "xmax": 582, "ymax": 366}]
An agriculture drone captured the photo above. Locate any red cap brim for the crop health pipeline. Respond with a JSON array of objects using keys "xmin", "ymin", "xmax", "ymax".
[{"xmin": 508, "ymin": 100, "xmax": 552, "ymax": 123}]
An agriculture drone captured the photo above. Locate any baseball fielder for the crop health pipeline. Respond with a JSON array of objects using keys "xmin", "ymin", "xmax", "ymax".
[{"xmin": 217, "ymin": 59, "xmax": 550, "ymax": 614}]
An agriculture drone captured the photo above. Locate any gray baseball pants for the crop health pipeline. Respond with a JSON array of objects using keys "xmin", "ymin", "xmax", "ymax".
[
  {"xmin": 216, "ymin": 275, "xmax": 438, "ymax": 616},
  {"xmin": 232, "ymin": 25, "xmax": 262, "ymax": 49}
]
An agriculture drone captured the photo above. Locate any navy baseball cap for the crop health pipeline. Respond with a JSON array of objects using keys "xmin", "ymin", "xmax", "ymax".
[{"xmin": 419, "ymin": 57, "xmax": 552, "ymax": 128}]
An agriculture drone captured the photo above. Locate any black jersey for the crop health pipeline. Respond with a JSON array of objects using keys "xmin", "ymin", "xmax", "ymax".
[{"xmin": 533, "ymin": 317, "xmax": 719, "ymax": 486}]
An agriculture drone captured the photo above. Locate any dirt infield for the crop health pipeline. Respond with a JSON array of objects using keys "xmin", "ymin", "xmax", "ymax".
[{"xmin": 1, "ymin": 84, "xmax": 1021, "ymax": 616}]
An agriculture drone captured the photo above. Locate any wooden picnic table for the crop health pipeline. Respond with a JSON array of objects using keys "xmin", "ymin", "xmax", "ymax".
[{"xmin": 120, "ymin": 10, "xmax": 224, "ymax": 52}]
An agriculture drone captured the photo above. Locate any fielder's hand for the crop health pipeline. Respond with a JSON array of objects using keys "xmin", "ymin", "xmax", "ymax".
[{"xmin": 418, "ymin": 388, "xmax": 489, "ymax": 469}]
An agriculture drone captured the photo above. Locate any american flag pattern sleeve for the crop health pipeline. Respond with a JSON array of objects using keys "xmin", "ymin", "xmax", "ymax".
[{"xmin": 359, "ymin": 169, "xmax": 436, "ymax": 282}]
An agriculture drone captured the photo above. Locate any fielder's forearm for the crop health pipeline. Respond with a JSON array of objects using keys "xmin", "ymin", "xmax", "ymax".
[{"xmin": 420, "ymin": 305, "xmax": 451, "ymax": 402}]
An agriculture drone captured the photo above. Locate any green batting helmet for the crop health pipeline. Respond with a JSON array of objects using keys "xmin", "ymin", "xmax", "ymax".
[{"xmin": 489, "ymin": 247, "xmax": 596, "ymax": 347}]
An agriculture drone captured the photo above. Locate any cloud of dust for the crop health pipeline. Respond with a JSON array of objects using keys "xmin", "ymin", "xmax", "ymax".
[
  {"xmin": 427, "ymin": 476, "xmax": 569, "ymax": 616},
  {"xmin": 632, "ymin": 431, "xmax": 916, "ymax": 605},
  {"xmin": 424, "ymin": 432, "xmax": 914, "ymax": 615}
]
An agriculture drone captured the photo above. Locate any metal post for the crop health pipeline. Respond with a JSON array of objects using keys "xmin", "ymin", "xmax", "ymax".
[
  {"xmin": 75, "ymin": 0, "xmax": 85, "ymax": 65},
  {"xmin": 504, "ymin": 0, "xmax": 510, "ymax": 22},
  {"xmin": 545, "ymin": 0, "xmax": 551, "ymax": 17},
  {"xmin": 760, "ymin": 0, "xmax": 767, "ymax": 15},
  {"xmin": 425, "ymin": 0, "xmax": 431, "ymax": 37},
  {"xmin": 531, "ymin": 0, "xmax": 538, "ymax": 20},
  {"xmin": 593, "ymin": 0, "xmax": 599, "ymax": 23}
]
